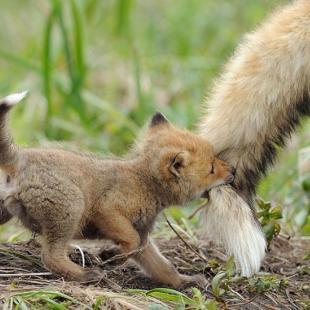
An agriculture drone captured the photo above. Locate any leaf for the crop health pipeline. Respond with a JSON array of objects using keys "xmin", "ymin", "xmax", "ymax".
[
  {"xmin": 148, "ymin": 304, "xmax": 169, "ymax": 310},
  {"xmin": 256, "ymin": 198, "xmax": 271, "ymax": 210},
  {"xmin": 146, "ymin": 288, "xmax": 195, "ymax": 306},
  {"xmin": 269, "ymin": 207, "xmax": 283, "ymax": 220},
  {"xmin": 93, "ymin": 296, "xmax": 104, "ymax": 310},
  {"xmin": 225, "ymin": 255, "xmax": 235, "ymax": 277},
  {"xmin": 263, "ymin": 223, "xmax": 275, "ymax": 241},
  {"xmin": 12, "ymin": 297, "xmax": 29, "ymax": 310},
  {"xmin": 211, "ymin": 271, "xmax": 227, "ymax": 298},
  {"xmin": 42, "ymin": 297, "xmax": 67, "ymax": 310},
  {"xmin": 205, "ymin": 300, "xmax": 220, "ymax": 310},
  {"xmin": 128, "ymin": 288, "xmax": 195, "ymax": 306},
  {"xmin": 302, "ymin": 177, "xmax": 310, "ymax": 192},
  {"xmin": 191, "ymin": 287, "xmax": 202, "ymax": 301}
]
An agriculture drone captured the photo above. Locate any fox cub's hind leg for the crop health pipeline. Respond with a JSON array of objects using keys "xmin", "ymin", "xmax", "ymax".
[
  {"xmin": 41, "ymin": 225, "xmax": 102, "ymax": 282},
  {"xmin": 40, "ymin": 199, "xmax": 103, "ymax": 281},
  {"xmin": 41, "ymin": 228, "xmax": 84, "ymax": 280},
  {"xmin": 20, "ymin": 182, "xmax": 101, "ymax": 281},
  {"xmin": 133, "ymin": 237, "xmax": 207, "ymax": 289}
]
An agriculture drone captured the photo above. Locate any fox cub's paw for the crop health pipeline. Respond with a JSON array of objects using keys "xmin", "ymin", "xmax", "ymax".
[{"xmin": 179, "ymin": 274, "xmax": 207, "ymax": 289}]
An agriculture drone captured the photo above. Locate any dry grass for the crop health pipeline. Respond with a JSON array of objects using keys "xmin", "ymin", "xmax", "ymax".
[{"xmin": 0, "ymin": 234, "xmax": 309, "ymax": 309}]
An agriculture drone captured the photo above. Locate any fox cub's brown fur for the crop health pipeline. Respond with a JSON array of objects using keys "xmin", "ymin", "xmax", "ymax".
[{"xmin": 0, "ymin": 93, "xmax": 234, "ymax": 288}]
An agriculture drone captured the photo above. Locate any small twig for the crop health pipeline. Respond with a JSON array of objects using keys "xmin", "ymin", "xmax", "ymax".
[
  {"xmin": 285, "ymin": 288, "xmax": 299, "ymax": 310},
  {"xmin": 188, "ymin": 202, "xmax": 207, "ymax": 220},
  {"xmin": 264, "ymin": 292, "xmax": 278, "ymax": 306},
  {"xmin": 100, "ymin": 244, "xmax": 147, "ymax": 266},
  {"xmin": 229, "ymin": 293, "xmax": 259, "ymax": 308},
  {"xmin": 265, "ymin": 305, "xmax": 281, "ymax": 310},
  {"xmin": 164, "ymin": 213, "xmax": 208, "ymax": 263},
  {"xmin": 71, "ymin": 244, "xmax": 85, "ymax": 268},
  {"xmin": 0, "ymin": 248, "xmax": 42, "ymax": 267},
  {"xmin": 229, "ymin": 286, "xmax": 246, "ymax": 300},
  {"xmin": 0, "ymin": 272, "xmax": 52, "ymax": 277}
]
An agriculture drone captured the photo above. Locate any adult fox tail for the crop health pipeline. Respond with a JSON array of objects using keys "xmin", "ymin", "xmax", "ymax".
[{"xmin": 199, "ymin": 0, "xmax": 310, "ymax": 276}]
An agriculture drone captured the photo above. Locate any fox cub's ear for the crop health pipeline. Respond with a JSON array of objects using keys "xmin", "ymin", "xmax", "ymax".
[
  {"xmin": 150, "ymin": 112, "xmax": 170, "ymax": 128},
  {"xmin": 169, "ymin": 152, "xmax": 187, "ymax": 177}
]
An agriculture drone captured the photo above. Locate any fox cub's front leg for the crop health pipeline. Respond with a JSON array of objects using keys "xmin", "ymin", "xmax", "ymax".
[
  {"xmin": 133, "ymin": 237, "xmax": 207, "ymax": 289},
  {"xmin": 95, "ymin": 212, "xmax": 206, "ymax": 288},
  {"xmin": 95, "ymin": 212, "xmax": 141, "ymax": 261}
]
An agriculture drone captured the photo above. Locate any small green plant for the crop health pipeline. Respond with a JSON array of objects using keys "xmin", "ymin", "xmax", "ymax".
[
  {"xmin": 3, "ymin": 290, "xmax": 91, "ymax": 310},
  {"xmin": 248, "ymin": 275, "xmax": 288, "ymax": 294},
  {"xmin": 256, "ymin": 197, "xmax": 282, "ymax": 245},
  {"xmin": 93, "ymin": 295, "xmax": 105, "ymax": 310},
  {"xmin": 301, "ymin": 175, "xmax": 310, "ymax": 192},
  {"xmin": 211, "ymin": 256, "xmax": 235, "ymax": 299},
  {"xmin": 128, "ymin": 287, "xmax": 219, "ymax": 310},
  {"xmin": 192, "ymin": 288, "xmax": 219, "ymax": 310}
]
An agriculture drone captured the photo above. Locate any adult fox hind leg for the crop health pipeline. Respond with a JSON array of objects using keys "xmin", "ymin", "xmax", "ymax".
[{"xmin": 133, "ymin": 237, "xmax": 207, "ymax": 289}]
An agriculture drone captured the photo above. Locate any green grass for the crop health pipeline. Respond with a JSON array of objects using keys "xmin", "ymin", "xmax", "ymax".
[
  {"xmin": 2, "ymin": 287, "xmax": 219, "ymax": 310},
  {"xmin": 3, "ymin": 289, "xmax": 93, "ymax": 310},
  {"xmin": 0, "ymin": 0, "xmax": 308, "ymax": 237},
  {"xmin": 0, "ymin": 0, "xmax": 282, "ymax": 149}
]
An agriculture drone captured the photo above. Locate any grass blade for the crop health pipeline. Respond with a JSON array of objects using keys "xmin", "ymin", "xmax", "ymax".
[
  {"xmin": 42, "ymin": 0, "xmax": 59, "ymax": 116},
  {"xmin": 116, "ymin": 0, "xmax": 133, "ymax": 36},
  {"xmin": 0, "ymin": 49, "xmax": 40, "ymax": 72},
  {"xmin": 57, "ymin": 0, "xmax": 86, "ymax": 121},
  {"xmin": 70, "ymin": 0, "xmax": 86, "ymax": 84}
]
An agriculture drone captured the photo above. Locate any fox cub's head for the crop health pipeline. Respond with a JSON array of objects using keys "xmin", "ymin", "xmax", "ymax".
[{"xmin": 139, "ymin": 112, "xmax": 235, "ymax": 205}]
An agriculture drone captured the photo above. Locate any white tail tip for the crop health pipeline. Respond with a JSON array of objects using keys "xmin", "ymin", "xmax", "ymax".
[
  {"xmin": 203, "ymin": 186, "xmax": 267, "ymax": 277},
  {"xmin": 0, "ymin": 91, "xmax": 28, "ymax": 106}
]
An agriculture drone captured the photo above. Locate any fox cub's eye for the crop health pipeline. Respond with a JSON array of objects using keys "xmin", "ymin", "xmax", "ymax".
[{"xmin": 210, "ymin": 163, "xmax": 214, "ymax": 174}]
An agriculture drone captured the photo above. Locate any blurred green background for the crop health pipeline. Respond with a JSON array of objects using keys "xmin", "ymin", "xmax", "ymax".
[{"xmin": 0, "ymin": 0, "xmax": 309, "ymax": 241}]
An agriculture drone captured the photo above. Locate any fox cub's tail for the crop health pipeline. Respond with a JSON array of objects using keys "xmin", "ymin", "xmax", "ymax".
[{"xmin": 0, "ymin": 91, "xmax": 27, "ymax": 169}]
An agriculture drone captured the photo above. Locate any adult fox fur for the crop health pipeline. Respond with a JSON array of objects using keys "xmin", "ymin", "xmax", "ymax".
[
  {"xmin": 0, "ymin": 92, "xmax": 234, "ymax": 288},
  {"xmin": 200, "ymin": 0, "xmax": 310, "ymax": 277}
]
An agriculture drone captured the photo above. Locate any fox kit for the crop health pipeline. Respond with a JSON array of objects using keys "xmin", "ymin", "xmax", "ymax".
[
  {"xmin": 0, "ymin": 93, "xmax": 234, "ymax": 288},
  {"xmin": 199, "ymin": 0, "xmax": 310, "ymax": 277}
]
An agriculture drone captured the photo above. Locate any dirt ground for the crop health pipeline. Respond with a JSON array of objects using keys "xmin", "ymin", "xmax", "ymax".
[{"xmin": 0, "ymin": 235, "xmax": 309, "ymax": 309}]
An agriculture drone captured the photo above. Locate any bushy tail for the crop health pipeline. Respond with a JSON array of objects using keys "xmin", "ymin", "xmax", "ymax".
[
  {"xmin": 199, "ymin": 0, "xmax": 310, "ymax": 276},
  {"xmin": 0, "ymin": 91, "xmax": 27, "ymax": 169}
]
